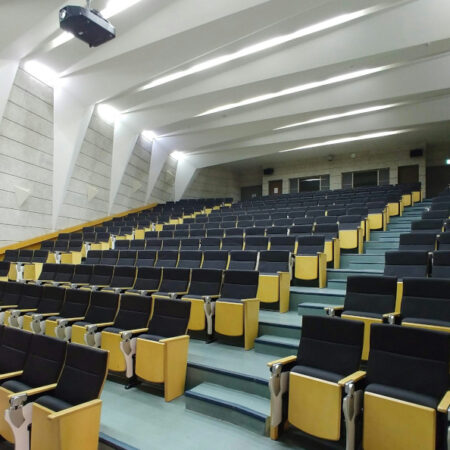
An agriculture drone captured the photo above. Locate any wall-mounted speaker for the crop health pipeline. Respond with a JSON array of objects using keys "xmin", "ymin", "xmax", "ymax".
[
  {"xmin": 410, "ymin": 148, "xmax": 423, "ymax": 158},
  {"xmin": 263, "ymin": 168, "xmax": 274, "ymax": 175}
]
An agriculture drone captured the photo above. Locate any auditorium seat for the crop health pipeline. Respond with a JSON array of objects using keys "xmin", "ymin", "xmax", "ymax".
[
  {"xmin": 102, "ymin": 266, "xmax": 137, "ymax": 293},
  {"xmin": 245, "ymin": 226, "xmax": 266, "ymax": 236},
  {"xmin": 181, "ymin": 268, "xmax": 223, "ymax": 338},
  {"xmin": 221, "ymin": 237, "xmax": 244, "ymax": 251},
  {"xmin": 201, "ymin": 250, "xmax": 229, "ymax": 269},
  {"xmin": 384, "ymin": 251, "xmax": 429, "ymax": 279},
  {"xmin": 422, "ymin": 209, "xmax": 450, "ymax": 220},
  {"xmin": 325, "ymin": 275, "xmax": 398, "ymax": 359},
  {"xmin": 411, "ymin": 219, "xmax": 445, "ymax": 234},
  {"xmin": 389, "ymin": 278, "xmax": 450, "ymax": 334},
  {"xmin": 269, "ymin": 236, "xmax": 296, "ymax": 252},
  {"xmin": 0, "ymin": 333, "xmax": 67, "ymax": 443},
  {"xmin": 34, "ymin": 263, "xmax": 58, "ymax": 285},
  {"xmin": 152, "ymin": 268, "xmax": 190, "ymax": 300},
  {"xmin": 136, "ymin": 250, "xmax": 157, "ymax": 267},
  {"xmin": 228, "ymin": 250, "xmax": 258, "ymax": 270},
  {"xmin": 267, "ymin": 316, "xmax": 364, "ymax": 443},
  {"xmin": 294, "ymin": 236, "xmax": 327, "ymax": 288},
  {"xmin": 398, "ymin": 232, "xmax": 436, "ymax": 251},
  {"xmin": 146, "ymin": 239, "xmax": 163, "ymax": 251},
  {"xmin": 83, "ymin": 265, "xmax": 114, "ymax": 290},
  {"xmin": 69, "ymin": 291, "xmax": 120, "ymax": 345},
  {"xmin": 200, "ymin": 237, "xmax": 221, "ymax": 251},
  {"xmin": 314, "ymin": 223, "xmax": 340, "ymax": 268},
  {"xmin": 127, "ymin": 267, "xmax": 162, "ymax": 296},
  {"xmin": 155, "ymin": 250, "xmax": 179, "ymax": 268},
  {"xmin": 362, "ymin": 324, "xmax": 450, "ymax": 450},
  {"xmin": 21, "ymin": 286, "xmax": 65, "ymax": 332},
  {"xmin": 225, "ymin": 227, "xmax": 244, "ymax": 237},
  {"xmin": 257, "ymin": 251, "xmax": 291, "ymax": 313},
  {"xmin": 4, "ymin": 284, "xmax": 42, "ymax": 327},
  {"xmin": 190, "ymin": 229, "xmax": 206, "ymax": 238},
  {"xmin": 84, "ymin": 250, "xmax": 102, "ymax": 265},
  {"xmin": 162, "ymin": 238, "xmax": 181, "ymax": 251},
  {"xmin": 0, "ymin": 262, "xmax": 9, "ymax": 282},
  {"xmin": 338, "ymin": 215, "xmax": 364, "ymax": 253},
  {"xmin": 115, "ymin": 250, "xmax": 136, "ymax": 266},
  {"xmin": 215, "ymin": 270, "xmax": 259, "ymax": 350},
  {"xmin": 180, "ymin": 238, "xmax": 200, "ymax": 250},
  {"xmin": 177, "ymin": 251, "xmax": 202, "ymax": 269},
  {"xmin": 27, "ymin": 344, "xmax": 109, "ymax": 450},
  {"xmin": 437, "ymin": 232, "xmax": 450, "ymax": 250},
  {"xmin": 0, "ymin": 326, "xmax": 32, "ymax": 376},
  {"xmin": 431, "ymin": 251, "xmax": 450, "ymax": 278},
  {"xmin": 45, "ymin": 289, "xmax": 91, "ymax": 339},
  {"xmin": 50, "ymin": 264, "xmax": 74, "ymax": 286},
  {"xmin": 115, "ymin": 239, "xmax": 130, "ymax": 249},
  {"xmin": 244, "ymin": 236, "xmax": 268, "ymax": 251},
  {"xmin": 62, "ymin": 264, "xmax": 92, "ymax": 288}
]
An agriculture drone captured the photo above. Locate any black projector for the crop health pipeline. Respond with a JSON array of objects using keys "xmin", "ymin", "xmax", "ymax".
[{"xmin": 59, "ymin": 6, "xmax": 115, "ymax": 47}]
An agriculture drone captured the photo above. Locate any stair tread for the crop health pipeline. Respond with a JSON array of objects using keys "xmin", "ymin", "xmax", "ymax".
[
  {"xmin": 327, "ymin": 268, "xmax": 383, "ymax": 273},
  {"xmin": 188, "ymin": 340, "xmax": 275, "ymax": 382},
  {"xmin": 259, "ymin": 310, "xmax": 302, "ymax": 327},
  {"xmin": 290, "ymin": 286, "xmax": 345, "ymax": 296},
  {"xmin": 255, "ymin": 334, "xmax": 300, "ymax": 348},
  {"xmin": 298, "ymin": 302, "xmax": 336, "ymax": 309},
  {"xmin": 186, "ymin": 382, "xmax": 270, "ymax": 418}
]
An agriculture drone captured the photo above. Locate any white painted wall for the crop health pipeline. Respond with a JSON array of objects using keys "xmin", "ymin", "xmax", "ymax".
[
  {"xmin": 0, "ymin": 68, "xmax": 53, "ymax": 246},
  {"xmin": 262, "ymin": 147, "xmax": 426, "ymax": 195}
]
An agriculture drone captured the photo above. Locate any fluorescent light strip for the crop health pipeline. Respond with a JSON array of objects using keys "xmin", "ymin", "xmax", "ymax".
[
  {"xmin": 274, "ymin": 103, "xmax": 400, "ymax": 130},
  {"xmin": 141, "ymin": 7, "xmax": 375, "ymax": 91},
  {"xmin": 197, "ymin": 66, "xmax": 388, "ymax": 116},
  {"xmin": 49, "ymin": 0, "xmax": 143, "ymax": 49},
  {"xmin": 97, "ymin": 104, "xmax": 120, "ymax": 124},
  {"xmin": 279, "ymin": 130, "xmax": 409, "ymax": 153},
  {"xmin": 141, "ymin": 130, "xmax": 158, "ymax": 142},
  {"xmin": 170, "ymin": 150, "xmax": 185, "ymax": 161}
]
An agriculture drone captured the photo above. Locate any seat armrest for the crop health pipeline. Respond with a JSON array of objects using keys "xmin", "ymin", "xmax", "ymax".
[
  {"xmin": 56, "ymin": 316, "xmax": 85, "ymax": 326},
  {"xmin": 0, "ymin": 371, "xmax": 23, "ymax": 381},
  {"xmin": 48, "ymin": 399, "xmax": 102, "ymax": 420},
  {"xmin": 438, "ymin": 391, "xmax": 450, "ymax": 413},
  {"xmin": 8, "ymin": 383, "xmax": 57, "ymax": 398},
  {"xmin": 384, "ymin": 312, "xmax": 401, "ymax": 324},
  {"xmin": 33, "ymin": 312, "xmax": 60, "ymax": 321},
  {"xmin": 202, "ymin": 295, "xmax": 220, "ymax": 300},
  {"xmin": 160, "ymin": 335, "xmax": 189, "ymax": 344},
  {"xmin": 86, "ymin": 322, "xmax": 115, "ymax": 331},
  {"xmin": 120, "ymin": 328, "xmax": 149, "ymax": 340},
  {"xmin": 241, "ymin": 298, "xmax": 259, "ymax": 303},
  {"xmin": 325, "ymin": 306, "xmax": 344, "ymax": 317},
  {"xmin": 338, "ymin": 370, "xmax": 366, "ymax": 387},
  {"xmin": 267, "ymin": 355, "xmax": 297, "ymax": 368},
  {"xmin": 0, "ymin": 305, "xmax": 18, "ymax": 311}
]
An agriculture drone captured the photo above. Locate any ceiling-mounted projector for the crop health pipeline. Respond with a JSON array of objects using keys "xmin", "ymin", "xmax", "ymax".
[{"xmin": 59, "ymin": 1, "xmax": 115, "ymax": 47}]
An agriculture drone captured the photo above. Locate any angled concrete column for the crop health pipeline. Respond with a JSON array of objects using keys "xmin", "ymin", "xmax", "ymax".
[
  {"xmin": 0, "ymin": 60, "xmax": 19, "ymax": 127},
  {"xmin": 109, "ymin": 118, "xmax": 140, "ymax": 213},
  {"xmin": 174, "ymin": 159, "xmax": 197, "ymax": 201},
  {"xmin": 53, "ymin": 86, "xmax": 94, "ymax": 229}
]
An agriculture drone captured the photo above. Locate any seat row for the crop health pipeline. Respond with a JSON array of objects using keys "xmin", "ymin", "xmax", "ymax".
[
  {"xmin": 268, "ymin": 315, "xmax": 449, "ymax": 450},
  {"xmin": 0, "ymin": 326, "xmax": 108, "ymax": 449},
  {"xmin": 384, "ymin": 250, "xmax": 450, "ymax": 279},
  {"xmin": 398, "ymin": 231, "xmax": 450, "ymax": 251}
]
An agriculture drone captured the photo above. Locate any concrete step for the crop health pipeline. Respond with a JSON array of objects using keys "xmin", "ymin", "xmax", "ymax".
[
  {"xmin": 290, "ymin": 286, "xmax": 345, "ymax": 310},
  {"xmin": 347, "ymin": 262, "xmax": 385, "ymax": 270},
  {"xmin": 298, "ymin": 302, "xmax": 336, "ymax": 317},
  {"xmin": 327, "ymin": 268, "xmax": 383, "ymax": 281},
  {"xmin": 185, "ymin": 382, "xmax": 270, "ymax": 435},
  {"xmin": 365, "ymin": 241, "xmax": 399, "ymax": 250},
  {"xmin": 365, "ymin": 249, "xmax": 389, "ymax": 255},
  {"xmin": 327, "ymin": 279, "xmax": 348, "ymax": 289},
  {"xmin": 259, "ymin": 310, "xmax": 301, "ymax": 340},
  {"xmin": 254, "ymin": 334, "xmax": 300, "ymax": 357},
  {"xmin": 341, "ymin": 254, "xmax": 385, "ymax": 264}
]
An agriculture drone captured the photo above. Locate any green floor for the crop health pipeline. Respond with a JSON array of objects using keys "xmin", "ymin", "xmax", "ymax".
[{"xmin": 100, "ymin": 381, "xmax": 332, "ymax": 450}]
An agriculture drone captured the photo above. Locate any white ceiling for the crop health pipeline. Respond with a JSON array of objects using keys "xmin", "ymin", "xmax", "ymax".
[{"xmin": 1, "ymin": 0, "xmax": 450, "ymax": 173}]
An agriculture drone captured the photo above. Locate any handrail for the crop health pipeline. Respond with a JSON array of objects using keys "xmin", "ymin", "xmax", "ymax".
[{"xmin": 0, "ymin": 203, "xmax": 157, "ymax": 256}]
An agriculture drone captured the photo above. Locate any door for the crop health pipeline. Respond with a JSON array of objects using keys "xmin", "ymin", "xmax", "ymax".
[
  {"xmin": 241, "ymin": 185, "xmax": 262, "ymax": 201},
  {"xmin": 398, "ymin": 165, "xmax": 419, "ymax": 184},
  {"xmin": 426, "ymin": 166, "xmax": 450, "ymax": 198},
  {"xmin": 269, "ymin": 180, "xmax": 283, "ymax": 196}
]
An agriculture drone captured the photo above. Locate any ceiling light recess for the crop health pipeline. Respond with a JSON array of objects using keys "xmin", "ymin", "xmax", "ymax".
[
  {"xmin": 274, "ymin": 103, "xmax": 399, "ymax": 130},
  {"xmin": 279, "ymin": 130, "xmax": 409, "ymax": 153},
  {"xmin": 141, "ymin": 130, "xmax": 158, "ymax": 142},
  {"xmin": 197, "ymin": 66, "xmax": 388, "ymax": 116},
  {"xmin": 97, "ymin": 103, "xmax": 120, "ymax": 124},
  {"xmin": 170, "ymin": 151, "xmax": 185, "ymax": 161},
  {"xmin": 141, "ymin": 6, "xmax": 378, "ymax": 91}
]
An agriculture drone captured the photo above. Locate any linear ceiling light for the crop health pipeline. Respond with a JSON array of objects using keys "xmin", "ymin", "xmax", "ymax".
[
  {"xmin": 170, "ymin": 150, "xmax": 186, "ymax": 161},
  {"xmin": 274, "ymin": 103, "xmax": 400, "ymax": 130},
  {"xmin": 49, "ymin": 0, "xmax": 143, "ymax": 49},
  {"xmin": 197, "ymin": 66, "xmax": 388, "ymax": 116},
  {"xmin": 140, "ymin": 7, "xmax": 376, "ymax": 91},
  {"xmin": 279, "ymin": 130, "xmax": 409, "ymax": 153},
  {"xmin": 23, "ymin": 60, "xmax": 58, "ymax": 87}
]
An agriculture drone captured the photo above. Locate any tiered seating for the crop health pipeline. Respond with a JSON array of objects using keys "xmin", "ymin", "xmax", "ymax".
[
  {"xmin": 0, "ymin": 327, "xmax": 108, "ymax": 449},
  {"xmin": 267, "ymin": 315, "xmax": 450, "ymax": 449}
]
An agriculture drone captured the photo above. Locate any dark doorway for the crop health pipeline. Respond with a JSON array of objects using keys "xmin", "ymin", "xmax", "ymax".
[
  {"xmin": 353, "ymin": 170, "xmax": 378, "ymax": 188},
  {"xmin": 398, "ymin": 164, "xmax": 419, "ymax": 184},
  {"xmin": 269, "ymin": 179, "xmax": 283, "ymax": 196},
  {"xmin": 426, "ymin": 166, "xmax": 450, "ymax": 198},
  {"xmin": 241, "ymin": 185, "xmax": 262, "ymax": 201}
]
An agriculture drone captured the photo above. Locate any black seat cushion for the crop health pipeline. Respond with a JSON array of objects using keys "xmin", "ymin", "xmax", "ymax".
[
  {"xmin": 401, "ymin": 317, "xmax": 450, "ymax": 328},
  {"xmin": 137, "ymin": 334, "xmax": 163, "ymax": 342},
  {"xmin": 366, "ymin": 383, "xmax": 438, "ymax": 409},
  {"xmin": 2, "ymin": 380, "xmax": 31, "ymax": 393},
  {"xmin": 291, "ymin": 365, "xmax": 342, "ymax": 383},
  {"xmin": 35, "ymin": 395, "xmax": 72, "ymax": 412},
  {"xmin": 342, "ymin": 311, "xmax": 384, "ymax": 319}
]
